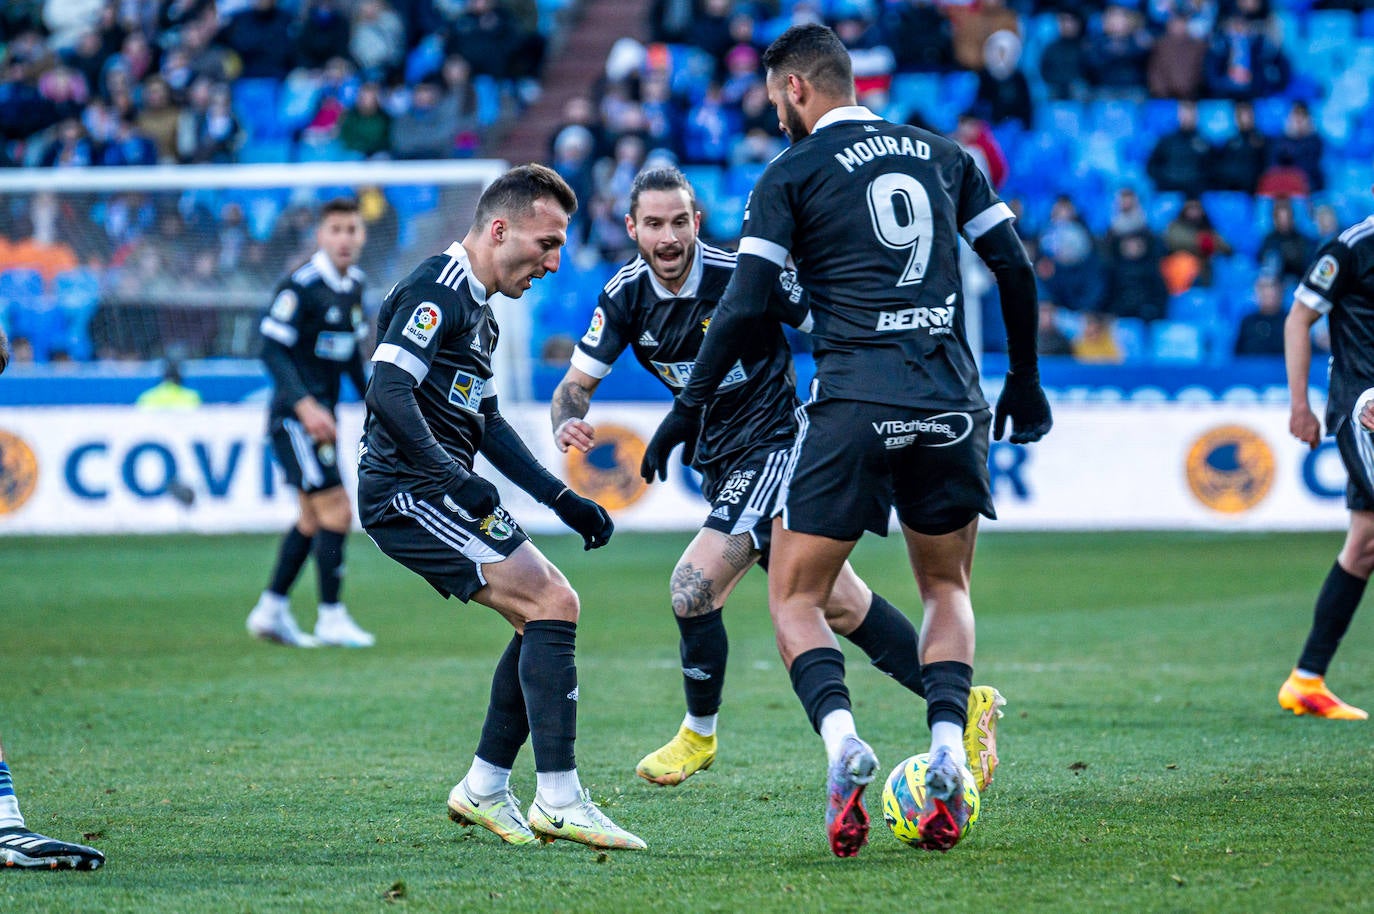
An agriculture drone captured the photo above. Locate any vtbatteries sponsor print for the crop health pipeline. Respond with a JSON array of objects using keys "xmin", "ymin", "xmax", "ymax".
[{"xmin": 872, "ymin": 413, "xmax": 973, "ymax": 449}]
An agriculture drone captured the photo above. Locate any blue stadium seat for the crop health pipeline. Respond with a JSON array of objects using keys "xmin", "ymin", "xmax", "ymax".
[
  {"xmin": 1150, "ymin": 320, "xmax": 1205, "ymax": 363},
  {"xmin": 1310, "ymin": 9, "xmax": 1356, "ymax": 44},
  {"xmin": 1196, "ymin": 99, "xmax": 1235, "ymax": 142},
  {"xmin": 1113, "ymin": 317, "xmax": 1148, "ymax": 363},
  {"xmin": 1147, "ymin": 192, "xmax": 1185, "ymax": 233},
  {"xmin": 0, "ymin": 268, "xmax": 43, "ymax": 303},
  {"xmin": 890, "ymin": 74, "xmax": 942, "ymax": 118},
  {"xmin": 1168, "ymin": 288, "xmax": 1219, "ymax": 324},
  {"xmin": 1139, "ymin": 99, "xmax": 1179, "ymax": 141},
  {"xmin": 473, "ymin": 75, "xmax": 502, "ymax": 127},
  {"xmin": 1200, "ymin": 191, "xmax": 1256, "ymax": 257},
  {"xmin": 667, "ymin": 45, "xmax": 715, "ymax": 103},
  {"xmin": 1254, "ymin": 97, "xmax": 1291, "ymax": 135},
  {"xmin": 232, "ymin": 78, "xmax": 284, "ymax": 139},
  {"xmin": 1039, "ymin": 100, "xmax": 1085, "ymax": 139},
  {"xmin": 940, "ymin": 71, "xmax": 979, "ymax": 113},
  {"xmin": 237, "ymin": 138, "xmax": 295, "ymax": 164},
  {"xmin": 680, "ymin": 165, "xmax": 723, "ymax": 211},
  {"xmin": 1362, "ymin": 9, "xmax": 1374, "ymax": 38}
]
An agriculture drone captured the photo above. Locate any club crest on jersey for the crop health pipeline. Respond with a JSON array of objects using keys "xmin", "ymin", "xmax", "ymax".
[
  {"xmin": 479, "ymin": 512, "xmax": 514, "ymax": 541},
  {"xmin": 270, "ymin": 288, "xmax": 298, "ymax": 321},
  {"xmin": 405, "ymin": 303, "xmax": 442, "ymax": 346},
  {"xmin": 582, "ymin": 307, "xmax": 606, "ymax": 346},
  {"xmin": 448, "ymin": 370, "xmax": 488, "ymax": 412},
  {"xmin": 1311, "ymin": 255, "xmax": 1339, "ymax": 291},
  {"xmin": 700, "ymin": 316, "xmax": 712, "ymax": 334},
  {"xmin": 325, "ymin": 306, "xmax": 342, "ymax": 323}
]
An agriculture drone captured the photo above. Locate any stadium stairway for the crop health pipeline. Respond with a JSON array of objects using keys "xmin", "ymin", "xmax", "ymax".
[{"xmin": 490, "ymin": 0, "xmax": 650, "ymax": 164}]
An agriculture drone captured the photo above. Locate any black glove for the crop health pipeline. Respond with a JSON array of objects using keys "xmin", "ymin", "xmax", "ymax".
[
  {"xmin": 993, "ymin": 370, "xmax": 1053, "ymax": 444},
  {"xmin": 449, "ymin": 473, "xmax": 500, "ymax": 519},
  {"xmin": 640, "ymin": 400, "xmax": 703, "ymax": 483},
  {"xmin": 552, "ymin": 487, "xmax": 615, "ymax": 550}
]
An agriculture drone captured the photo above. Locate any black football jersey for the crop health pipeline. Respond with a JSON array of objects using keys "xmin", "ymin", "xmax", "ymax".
[
  {"xmin": 259, "ymin": 250, "xmax": 367, "ymax": 420},
  {"xmin": 572, "ymin": 240, "xmax": 806, "ymax": 478},
  {"xmin": 359, "ymin": 242, "xmax": 499, "ymax": 493},
  {"xmin": 1295, "ymin": 215, "xmax": 1374, "ymax": 429},
  {"xmin": 739, "ymin": 105, "xmax": 1014, "ymax": 410}
]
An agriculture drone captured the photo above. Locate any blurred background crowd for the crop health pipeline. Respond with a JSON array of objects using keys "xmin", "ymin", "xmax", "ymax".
[{"xmin": 0, "ymin": 0, "xmax": 1371, "ymax": 372}]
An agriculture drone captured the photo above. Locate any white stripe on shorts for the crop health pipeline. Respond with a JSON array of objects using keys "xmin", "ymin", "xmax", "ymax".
[
  {"xmin": 392, "ymin": 493, "xmax": 506, "ymax": 565},
  {"xmin": 283, "ymin": 418, "xmax": 325, "ymax": 488},
  {"xmin": 776, "ymin": 398, "xmax": 813, "ymax": 531},
  {"xmin": 1353, "ymin": 392, "xmax": 1374, "ymax": 493},
  {"xmin": 730, "ymin": 447, "xmax": 790, "ymax": 536}
]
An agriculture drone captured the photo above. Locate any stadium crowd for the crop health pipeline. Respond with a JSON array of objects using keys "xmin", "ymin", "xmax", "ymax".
[{"xmin": 1, "ymin": 0, "xmax": 1372, "ymax": 369}]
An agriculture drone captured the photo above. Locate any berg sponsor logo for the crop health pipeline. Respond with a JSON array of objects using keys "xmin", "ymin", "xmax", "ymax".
[
  {"xmin": 872, "ymin": 413, "xmax": 973, "ymax": 449},
  {"xmin": 875, "ymin": 306, "xmax": 955, "ymax": 333}
]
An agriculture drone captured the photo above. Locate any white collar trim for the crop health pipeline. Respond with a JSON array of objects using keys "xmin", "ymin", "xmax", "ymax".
[
  {"xmin": 310, "ymin": 250, "xmax": 353, "ymax": 293},
  {"xmin": 813, "ymin": 105, "xmax": 882, "ymax": 132},
  {"xmin": 647, "ymin": 240, "xmax": 704, "ymax": 300},
  {"xmin": 444, "ymin": 241, "xmax": 488, "ymax": 301}
]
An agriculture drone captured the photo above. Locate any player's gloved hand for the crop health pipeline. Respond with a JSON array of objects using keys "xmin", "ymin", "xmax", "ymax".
[
  {"xmin": 640, "ymin": 400, "xmax": 703, "ymax": 483},
  {"xmin": 450, "ymin": 473, "xmax": 500, "ymax": 519},
  {"xmin": 993, "ymin": 370, "xmax": 1053, "ymax": 444},
  {"xmin": 552, "ymin": 487, "xmax": 615, "ymax": 550}
]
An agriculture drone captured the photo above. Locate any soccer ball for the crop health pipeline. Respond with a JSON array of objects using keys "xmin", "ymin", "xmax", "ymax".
[{"xmin": 881, "ymin": 752, "xmax": 980, "ymax": 849}]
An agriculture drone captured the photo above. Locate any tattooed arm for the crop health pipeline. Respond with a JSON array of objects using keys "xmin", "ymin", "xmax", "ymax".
[{"xmin": 550, "ymin": 366, "xmax": 602, "ymax": 453}]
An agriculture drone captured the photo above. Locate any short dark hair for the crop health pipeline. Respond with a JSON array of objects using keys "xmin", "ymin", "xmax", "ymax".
[
  {"xmin": 761, "ymin": 23, "xmax": 854, "ymax": 99},
  {"xmin": 629, "ymin": 167, "xmax": 696, "ymax": 216},
  {"xmin": 320, "ymin": 197, "xmax": 360, "ymax": 218},
  {"xmin": 473, "ymin": 163, "xmax": 578, "ymax": 226}
]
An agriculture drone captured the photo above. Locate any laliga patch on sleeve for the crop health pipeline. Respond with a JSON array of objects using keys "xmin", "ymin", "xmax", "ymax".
[
  {"xmin": 1311, "ymin": 255, "xmax": 1339, "ymax": 291},
  {"xmin": 403, "ymin": 302, "xmax": 442, "ymax": 347},
  {"xmin": 581, "ymin": 306, "xmax": 606, "ymax": 347},
  {"xmin": 270, "ymin": 288, "xmax": 298, "ymax": 321}
]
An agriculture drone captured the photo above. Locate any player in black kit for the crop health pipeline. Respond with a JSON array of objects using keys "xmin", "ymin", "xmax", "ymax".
[
  {"xmin": 642, "ymin": 25, "xmax": 1050, "ymax": 857},
  {"xmin": 247, "ymin": 198, "xmax": 376, "ymax": 648},
  {"xmin": 551, "ymin": 167, "xmax": 1004, "ymax": 791},
  {"xmin": 357, "ymin": 164, "xmax": 643, "ymax": 850},
  {"xmin": 1279, "ymin": 213, "xmax": 1374, "ymax": 721}
]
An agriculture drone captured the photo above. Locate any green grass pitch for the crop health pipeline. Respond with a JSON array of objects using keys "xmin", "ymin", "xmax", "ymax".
[{"xmin": 3, "ymin": 530, "xmax": 1372, "ymax": 913}]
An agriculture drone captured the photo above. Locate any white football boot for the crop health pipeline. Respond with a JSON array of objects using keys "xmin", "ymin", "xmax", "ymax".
[
  {"xmin": 246, "ymin": 592, "xmax": 318, "ymax": 648},
  {"xmin": 313, "ymin": 603, "xmax": 375, "ymax": 647}
]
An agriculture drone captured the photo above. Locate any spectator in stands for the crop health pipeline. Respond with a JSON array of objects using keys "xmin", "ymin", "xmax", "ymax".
[
  {"xmin": 552, "ymin": 124, "xmax": 596, "ymax": 231},
  {"xmin": 1164, "ymin": 196, "xmax": 1233, "ymax": 287},
  {"xmin": 1085, "ymin": 3, "xmax": 1152, "ymax": 97},
  {"xmin": 38, "ymin": 66, "xmax": 89, "ymax": 126},
  {"xmin": 446, "ymin": 0, "xmax": 542, "ymax": 85},
  {"xmin": 1039, "ymin": 194, "xmax": 1105, "ymax": 312},
  {"xmin": 0, "ymin": 58, "xmax": 58, "ymax": 145},
  {"xmin": 949, "ymin": 0, "xmax": 1019, "ymax": 72},
  {"xmin": 685, "ymin": 0, "xmax": 737, "ymax": 63},
  {"xmin": 1146, "ymin": 99, "xmax": 1212, "ymax": 196},
  {"xmin": 338, "ymin": 81, "xmax": 391, "ymax": 158},
  {"xmin": 298, "ymin": 56, "xmax": 358, "ymax": 146},
  {"xmin": 648, "ymin": 0, "xmax": 693, "ymax": 43},
  {"xmin": 954, "ymin": 113, "xmax": 1008, "ymax": 190},
  {"xmin": 350, "ymin": 0, "xmax": 406, "ymax": 83},
  {"xmin": 390, "ymin": 80, "xmax": 471, "ymax": 159},
  {"xmin": 107, "ymin": 31, "xmax": 154, "ymax": 88},
  {"xmin": 596, "ymin": 133, "xmax": 646, "ymax": 214},
  {"xmin": 136, "ymin": 75, "xmax": 181, "ymax": 162},
  {"xmin": 101, "ymin": 115, "xmax": 158, "ymax": 166},
  {"xmin": 1147, "ymin": 12, "xmax": 1206, "ymax": 99},
  {"xmin": 548, "ymin": 95, "xmax": 608, "ymax": 161},
  {"xmin": 720, "ymin": 43, "xmax": 763, "ymax": 107},
  {"xmin": 1, "ymin": 211, "xmax": 79, "ymax": 284},
  {"xmin": 1038, "ymin": 300, "xmax": 1075, "ymax": 356},
  {"xmin": 1256, "ymin": 149, "xmax": 1311, "ymax": 198},
  {"xmin": 1257, "ymin": 197, "xmax": 1316, "ymax": 285},
  {"xmin": 974, "ymin": 30, "xmax": 1032, "ymax": 129},
  {"xmin": 1232, "ymin": 274, "xmax": 1286, "ymax": 356},
  {"xmin": 38, "ymin": 117, "xmax": 95, "ymax": 167},
  {"xmin": 1210, "ymin": 100, "xmax": 1269, "ymax": 193},
  {"xmin": 156, "ymin": 0, "xmax": 216, "ymax": 48},
  {"xmin": 176, "ymin": 79, "xmax": 243, "ymax": 163},
  {"xmin": 297, "ymin": 0, "xmax": 352, "ymax": 73},
  {"xmin": 682, "ymin": 83, "xmax": 738, "ymax": 164},
  {"xmin": 1314, "ymin": 203, "xmax": 1340, "ymax": 247},
  {"xmin": 885, "ymin": 0, "xmax": 952, "ymax": 73},
  {"xmin": 1102, "ymin": 187, "xmax": 1169, "ymax": 323},
  {"xmin": 834, "ymin": 4, "xmax": 895, "ymax": 98},
  {"xmin": 640, "ymin": 72, "xmax": 680, "ymax": 155},
  {"xmin": 1040, "ymin": 12, "xmax": 1089, "ymax": 101},
  {"xmin": 1268, "ymin": 100, "xmax": 1324, "ymax": 193},
  {"xmin": 136, "ymin": 359, "xmax": 203, "ymax": 409},
  {"xmin": 1072, "ymin": 312, "xmax": 1125, "ymax": 363},
  {"xmin": 64, "ymin": 30, "xmax": 109, "ymax": 93},
  {"xmin": 1204, "ymin": 12, "xmax": 1290, "ymax": 99},
  {"xmin": 218, "ymin": 0, "xmax": 297, "ymax": 80}
]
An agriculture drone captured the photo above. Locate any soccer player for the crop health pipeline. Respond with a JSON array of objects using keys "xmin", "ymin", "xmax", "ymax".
[
  {"xmin": 642, "ymin": 25, "xmax": 1051, "ymax": 856},
  {"xmin": 551, "ymin": 167, "xmax": 1005, "ymax": 791},
  {"xmin": 247, "ymin": 197, "xmax": 376, "ymax": 648},
  {"xmin": 357, "ymin": 164, "xmax": 643, "ymax": 850},
  {"xmin": 1279, "ymin": 212, "xmax": 1374, "ymax": 720},
  {"xmin": 0, "ymin": 336, "xmax": 104, "ymax": 871}
]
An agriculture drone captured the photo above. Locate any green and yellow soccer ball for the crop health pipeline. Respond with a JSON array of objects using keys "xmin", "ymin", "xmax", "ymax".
[{"xmin": 881, "ymin": 753, "xmax": 980, "ymax": 848}]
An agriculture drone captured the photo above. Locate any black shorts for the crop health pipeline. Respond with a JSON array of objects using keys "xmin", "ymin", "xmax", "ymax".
[
  {"xmin": 700, "ymin": 444, "xmax": 791, "ymax": 557},
  {"xmin": 776, "ymin": 397, "xmax": 995, "ymax": 541},
  {"xmin": 1335, "ymin": 412, "xmax": 1374, "ymax": 512},
  {"xmin": 362, "ymin": 488, "xmax": 528, "ymax": 602},
  {"xmin": 269, "ymin": 418, "xmax": 343, "ymax": 494}
]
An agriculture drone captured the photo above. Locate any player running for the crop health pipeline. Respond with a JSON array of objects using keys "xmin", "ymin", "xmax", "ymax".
[
  {"xmin": 247, "ymin": 197, "xmax": 375, "ymax": 648},
  {"xmin": 1280, "ymin": 211, "xmax": 1374, "ymax": 720},
  {"xmin": 551, "ymin": 167, "xmax": 1004, "ymax": 796},
  {"xmin": 358, "ymin": 164, "xmax": 643, "ymax": 850},
  {"xmin": 642, "ymin": 25, "xmax": 1050, "ymax": 856}
]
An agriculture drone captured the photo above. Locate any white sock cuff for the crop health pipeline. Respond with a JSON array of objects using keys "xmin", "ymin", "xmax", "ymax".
[
  {"xmin": 464, "ymin": 757, "xmax": 512, "ymax": 797},
  {"xmin": 536, "ymin": 769, "xmax": 582, "ymax": 808},
  {"xmin": 931, "ymin": 721, "xmax": 967, "ymax": 767},
  {"xmin": 683, "ymin": 713, "xmax": 717, "ymax": 737},
  {"xmin": 819, "ymin": 709, "xmax": 857, "ymax": 764}
]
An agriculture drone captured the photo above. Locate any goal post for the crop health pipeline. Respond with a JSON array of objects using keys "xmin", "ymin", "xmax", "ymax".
[{"xmin": 0, "ymin": 159, "xmax": 553, "ymax": 400}]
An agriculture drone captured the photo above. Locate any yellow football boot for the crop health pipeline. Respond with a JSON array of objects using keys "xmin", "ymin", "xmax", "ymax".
[
  {"xmin": 635, "ymin": 725, "xmax": 717, "ymax": 786},
  {"xmin": 965, "ymin": 686, "xmax": 1006, "ymax": 792},
  {"xmin": 1278, "ymin": 670, "xmax": 1368, "ymax": 720}
]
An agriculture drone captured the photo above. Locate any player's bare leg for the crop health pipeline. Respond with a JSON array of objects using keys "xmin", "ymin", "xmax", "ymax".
[
  {"xmin": 902, "ymin": 519, "xmax": 979, "ymax": 850},
  {"xmin": 637, "ymin": 529, "xmax": 757, "ymax": 785},
  {"xmin": 305, "ymin": 487, "xmax": 373, "ymax": 647},
  {"xmin": 1280, "ymin": 510, "xmax": 1374, "ymax": 720},
  {"xmin": 0, "ymin": 736, "xmax": 104, "ymax": 870},
  {"xmin": 768, "ymin": 523, "xmax": 877, "ymax": 857},
  {"xmin": 455, "ymin": 544, "xmax": 644, "ymax": 850}
]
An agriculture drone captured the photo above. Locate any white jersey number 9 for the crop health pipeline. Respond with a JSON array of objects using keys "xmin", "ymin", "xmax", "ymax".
[{"xmin": 867, "ymin": 172, "xmax": 933, "ymax": 287}]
